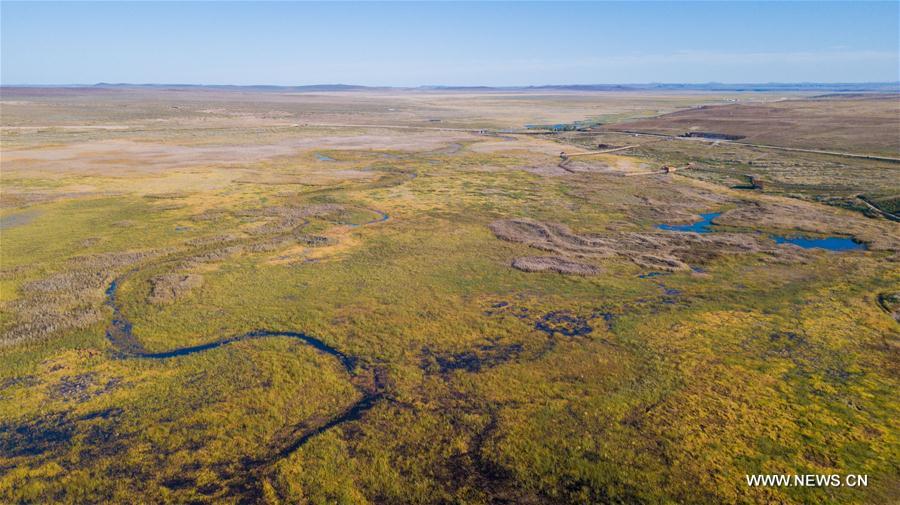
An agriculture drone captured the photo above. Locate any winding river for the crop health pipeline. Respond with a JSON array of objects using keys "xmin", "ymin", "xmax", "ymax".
[{"xmin": 101, "ymin": 208, "xmax": 390, "ymax": 495}]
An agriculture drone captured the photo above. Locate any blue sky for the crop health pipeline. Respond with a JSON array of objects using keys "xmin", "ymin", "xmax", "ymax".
[{"xmin": 2, "ymin": 1, "xmax": 898, "ymax": 85}]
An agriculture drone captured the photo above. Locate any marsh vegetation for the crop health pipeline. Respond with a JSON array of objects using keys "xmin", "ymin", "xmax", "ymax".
[{"xmin": 1, "ymin": 88, "xmax": 897, "ymax": 504}]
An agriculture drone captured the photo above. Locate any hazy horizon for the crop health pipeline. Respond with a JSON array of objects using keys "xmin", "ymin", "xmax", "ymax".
[
  {"xmin": 3, "ymin": 81, "xmax": 900, "ymax": 88},
  {"xmin": 3, "ymin": 1, "xmax": 899, "ymax": 86}
]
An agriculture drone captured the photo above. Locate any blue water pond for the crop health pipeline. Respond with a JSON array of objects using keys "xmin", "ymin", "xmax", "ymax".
[
  {"xmin": 657, "ymin": 212, "xmax": 720, "ymax": 233},
  {"xmin": 770, "ymin": 235, "xmax": 866, "ymax": 251},
  {"xmin": 658, "ymin": 212, "xmax": 866, "ymax": 251}
]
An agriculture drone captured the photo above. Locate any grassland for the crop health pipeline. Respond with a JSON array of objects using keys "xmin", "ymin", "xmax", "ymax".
[
  {"xmin": 1, "ymin": 88, "xmax": 898, "ymax": 504},
  {"xmin": 602, "ymin": 94, "xmax": 900, "ymax": 157}
]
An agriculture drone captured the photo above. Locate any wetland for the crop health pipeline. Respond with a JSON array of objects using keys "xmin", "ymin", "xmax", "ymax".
[{"xmin": 1, "ymin": 87, "xmax": 897, "ymax": 505}]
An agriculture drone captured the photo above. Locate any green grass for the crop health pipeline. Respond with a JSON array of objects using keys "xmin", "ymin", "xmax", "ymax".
[{"xmin": 2, "ymin": 125, "xmax": 898, "ymax": 504}]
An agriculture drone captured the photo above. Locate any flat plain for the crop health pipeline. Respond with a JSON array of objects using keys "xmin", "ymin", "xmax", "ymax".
[{"xmin": 1, "ymin": 87, "xmax": 898, "ymax": 504}]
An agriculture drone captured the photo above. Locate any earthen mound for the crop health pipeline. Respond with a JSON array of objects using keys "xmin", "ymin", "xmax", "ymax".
[{"xmin": 511, "ymin": 256, "xmax": 599, "ymax": 275}]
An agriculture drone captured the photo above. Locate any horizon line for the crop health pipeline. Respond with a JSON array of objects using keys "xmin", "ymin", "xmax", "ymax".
[{"xmin": 3, "ymin": 81, "xmax": 899, "ymax": 89}]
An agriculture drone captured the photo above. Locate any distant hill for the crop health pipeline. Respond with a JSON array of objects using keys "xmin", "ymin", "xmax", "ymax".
[
  {"xmin": 92, "ymin": 83, "xmax": 381, "ymax": 92},
  {"xmin": 3, "ymin": 82, "xmax": 898, "ymax": 93}
]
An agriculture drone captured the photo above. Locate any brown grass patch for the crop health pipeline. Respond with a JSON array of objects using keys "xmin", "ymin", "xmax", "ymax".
[
  {"xmin": 490, "ymin": 217, "xmax": 793, "ymax": 272},
  {"xmin": 2, "ymin": 251, "xmax": 160, "ymax": 345},
  {"xmin": 606, "ymin": 95, "xmax": 900, "ymax": 155},
  {"xmin": 511, "ymin": 256, "xmax": 599, "ymax": 275},
  {"xmin": 149, "ymin": 274, "xmax": 204, "ymax": 305}
]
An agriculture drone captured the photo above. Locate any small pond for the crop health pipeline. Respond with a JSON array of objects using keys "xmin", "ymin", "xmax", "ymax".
[
  {"xmin": 0, "ymin": 211, "xmax": 40, "ymax": 230},
  {"xmin": 658, "ymin": 212, "xmax": 867, "ymax": 251},
  {"xmin": 657, "ymin": 212, "xmax": 720, "ymax": 233},
  {"xmin": 771, "ymin": 235, "xmax": 866, "ymax": 251}
]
